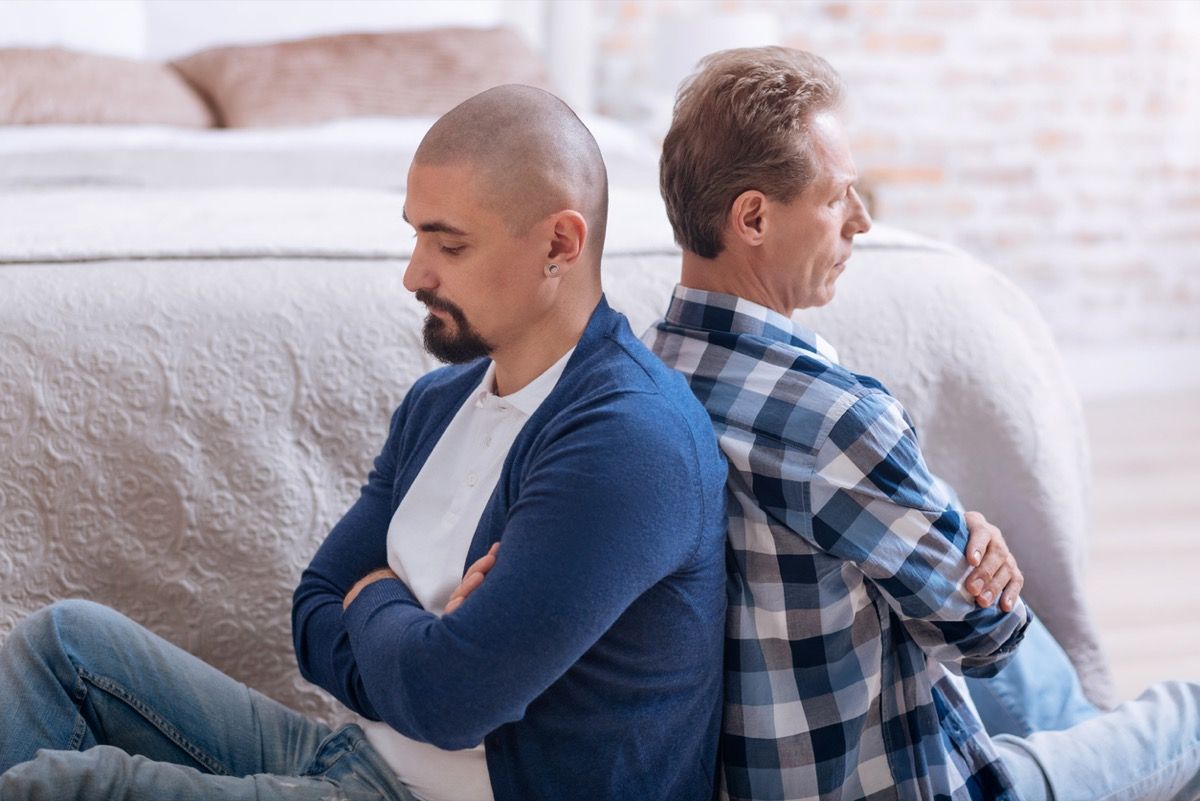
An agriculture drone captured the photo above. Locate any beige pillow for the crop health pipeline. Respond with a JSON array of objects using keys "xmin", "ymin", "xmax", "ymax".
[
  {"xmin": 171, "ymin": 27, "xmax": 549, "ymax": 128},
  {"xmin": 0, "ymin": 48, "xmax": 214, "ymax": 127}
]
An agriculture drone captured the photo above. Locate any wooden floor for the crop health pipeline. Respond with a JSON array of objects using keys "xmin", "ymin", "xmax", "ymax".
[{"xmin": 1083, "ymin": 389, "xmax": 1200, "ymax": 701}]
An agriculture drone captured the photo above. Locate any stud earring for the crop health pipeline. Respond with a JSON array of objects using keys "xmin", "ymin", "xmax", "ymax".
[{"xmin": 545, "ymin": 263, "xmax": 560, "ymax": 277}]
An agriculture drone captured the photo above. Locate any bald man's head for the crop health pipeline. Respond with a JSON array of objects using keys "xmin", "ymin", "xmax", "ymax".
[{"xmin": 413, "ymin": 85, "xmax": 608, "ymax": 261}]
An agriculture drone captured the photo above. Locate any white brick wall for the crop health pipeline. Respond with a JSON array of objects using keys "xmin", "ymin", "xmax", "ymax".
[{"xmin": 595, "ymin": 0, "xmax": 1200, "ymax": 358}]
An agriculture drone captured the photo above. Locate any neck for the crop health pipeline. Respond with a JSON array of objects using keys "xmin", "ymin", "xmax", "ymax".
[
  {"xmin": 490, "ymin": 284, "xmax": 599, "ymax": 397},
  {"xmin": 679, "ymin": 248, "xmax": 793, "ymax": 316}
]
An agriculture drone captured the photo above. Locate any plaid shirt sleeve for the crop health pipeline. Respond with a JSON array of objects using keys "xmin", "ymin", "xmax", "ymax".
[{"xmin": 806, "ymin": 390, "xmax": 1028, "ymax": 675}]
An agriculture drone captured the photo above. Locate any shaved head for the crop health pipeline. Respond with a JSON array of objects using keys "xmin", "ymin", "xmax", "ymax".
[{"xmin": 414, "ymin": 84, "xmax": 608, "ymax": 260}]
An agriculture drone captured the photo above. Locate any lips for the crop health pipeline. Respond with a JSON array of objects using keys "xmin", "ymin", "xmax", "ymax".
[{"xmin": 415, "ymin": 289, "xmax": 462, "ymax": 319}]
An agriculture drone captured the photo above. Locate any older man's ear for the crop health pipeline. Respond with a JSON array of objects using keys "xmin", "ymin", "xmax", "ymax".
[{"xmin": 727, "ymin": 190, "xmax": 768, "ymax": 249}]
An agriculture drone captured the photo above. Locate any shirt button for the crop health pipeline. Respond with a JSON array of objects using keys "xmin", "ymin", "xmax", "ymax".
[
  {"xmin": 484, "ymin": 435, "xmax": 493, "ymax": 447},
  {"xmin": 466, "ymin": 473, "xmax": 478, "ymax": 487}
]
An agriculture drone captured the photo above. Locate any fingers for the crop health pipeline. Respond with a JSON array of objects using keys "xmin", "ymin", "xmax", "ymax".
[
  {"xmin": 999, "ymin": 569, "xmax": 1024, "ymax": 612},
  {"xmin": 446, "ymin": 569, "xmax": 486, "ymax": 614},
  {"xmin": 962, "ymin": 513, "xmax": 1024, "ymax": 612},
  {"xmin": 968, "ymin": 555, "xmax": 1024, "ymax": 611},
  {"xmin": 967, "ymin": 542, "xmax": 1008, "ymax": 589},
  {"xmin": 445, "ymin": 542, "xmax": 502, "ymax": 615},
  {"xmin": 465, "ymin": 551, "xmax": 497, "ymax": 577},
  {"xmin": 977, "ymin": 564, "xmax": 1013, "ymax": 607},
  {"xmin": 963, "ymin": 511, "xmax": 990, "ymax": 566}
]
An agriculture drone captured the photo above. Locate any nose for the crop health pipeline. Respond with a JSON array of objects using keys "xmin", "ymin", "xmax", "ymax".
[
  {"xmin": 402, "ymin": 242, "xmax": 437, "ymax": 294},
  {"xmin": 846, "ymin": 185, "xmax": 872, "ymax": 237}
]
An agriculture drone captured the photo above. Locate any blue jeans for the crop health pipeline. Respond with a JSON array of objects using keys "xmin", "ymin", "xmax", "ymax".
[
  {"xmin": 0, "ymin": 599, "xmax": 417, "ymax": 801},
  {"xmin": 993, "ymin": 681, "xmax": 1200, "ymax": 801},
  {"xmin": 968, "ymin": 613, "xmax": 1200, "ymax": 801},
  {"xmin": 966, "ymin": 611, "xmax": 1100, "ymax": 737}
]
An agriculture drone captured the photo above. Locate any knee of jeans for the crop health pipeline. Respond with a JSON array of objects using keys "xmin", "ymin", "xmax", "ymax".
[
  {"xmin": 10, "ymin": 600, "xmax": 117, "ymax": 664},
  {"xmin": 1150, "ymin": 679, "xmax": 1200, "ymax": 720},
  {"xmin": 1, "ymin": 745, "xmax": 130, "ymax": 799}
]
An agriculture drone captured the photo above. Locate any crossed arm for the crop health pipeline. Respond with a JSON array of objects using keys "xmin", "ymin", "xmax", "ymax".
[
  {"xmin": 341, "ymin": 542, "xmax": 499, "ymax": 613},
  {"xmin": 293, "ymin": 397, "xmax": 719, "ymax": 748},
  {"xmin": 804, "ymin": 390, "xmax": 1030, "ymax": 674},
  {"xmin": 444, "ymin": 511, "xmax": 1024, "ymax": 620}
]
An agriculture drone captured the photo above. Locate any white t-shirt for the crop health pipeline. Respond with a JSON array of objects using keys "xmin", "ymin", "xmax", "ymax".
[{"xmin": 364, "ymin": 349, "xmax": 573, "ymax": 801}]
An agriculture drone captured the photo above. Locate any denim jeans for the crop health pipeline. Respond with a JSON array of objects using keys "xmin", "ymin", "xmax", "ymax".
[
  {"xmin": 0, "ymin": 599, "xmax": 417, "ymax": 801},
  {"xmin": 968, "ymin": 613, "xmax": 1200, "ymax": 801},
  {"xmin": 993, "ymin": 680, "xmax": 1200, "ymax": 801},
  {"xmin": 966, "ymin": 611, "xmax": 1101, "ymax": 737}
]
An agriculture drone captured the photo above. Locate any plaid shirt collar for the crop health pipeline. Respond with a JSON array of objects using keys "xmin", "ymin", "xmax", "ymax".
[{"xmin": 664, "ymin": 284, "xmax": 842, "ymax": 365}]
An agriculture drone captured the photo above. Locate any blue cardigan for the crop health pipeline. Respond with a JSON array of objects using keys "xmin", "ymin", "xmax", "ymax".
[{"xmin": 292, "ymin": 297, "xmax": 727, "ymax": 801}]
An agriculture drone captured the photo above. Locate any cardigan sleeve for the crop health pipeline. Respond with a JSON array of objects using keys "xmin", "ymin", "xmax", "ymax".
[
  {"xmin": 291, "ymin": 396, "xmax": 412, "ymax": 720},
  {"xmin": 339, "ymin": 393, "xmax": 718, "ymax": 750}
]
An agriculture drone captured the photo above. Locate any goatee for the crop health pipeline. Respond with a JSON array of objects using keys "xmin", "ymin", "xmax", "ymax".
[{"xmin": 415, "ymin": 289, "xmax": 493, "ymax": 364}]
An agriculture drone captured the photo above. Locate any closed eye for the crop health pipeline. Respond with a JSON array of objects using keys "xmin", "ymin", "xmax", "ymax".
[{"xmin": 830, "ymin": 183, "xmax": 855, "ymax": 207}]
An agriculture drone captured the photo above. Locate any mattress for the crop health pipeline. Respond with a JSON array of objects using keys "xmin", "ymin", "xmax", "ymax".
[
  {"xmin": 0, "ymin": 122, "xmax": 1115, "ymax": 717},
  {"xmin": 0, "ymin": 115, "xmax": 661, "ymax": 190}
]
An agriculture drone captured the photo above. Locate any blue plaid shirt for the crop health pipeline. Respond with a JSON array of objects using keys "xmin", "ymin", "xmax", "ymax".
[{"xmin": 646, "ymin": 286, "xmax": 1029, "ymax": 801}]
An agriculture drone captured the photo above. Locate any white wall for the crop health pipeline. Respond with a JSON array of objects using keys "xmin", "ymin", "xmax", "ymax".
[
  {"xmin": 0, "ymin": 0, "xmax": 146, "ymax": 58},
  {"xmin": 141, "ymin": 0, "xmax": 509, "ymax": 59},
  {"xmin": 0, "ymin": 0, "xmax": 549, "ymax": 60}
]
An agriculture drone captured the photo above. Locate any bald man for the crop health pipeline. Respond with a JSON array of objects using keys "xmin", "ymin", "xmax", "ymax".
[{"xmin": 0, "ymin": 86, "xmax": 728, "ymax": 801}]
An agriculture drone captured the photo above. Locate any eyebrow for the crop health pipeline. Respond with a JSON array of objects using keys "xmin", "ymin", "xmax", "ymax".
[{"xmin": 401, "ymin": 209, "xmax": 468, "ymax": 237}]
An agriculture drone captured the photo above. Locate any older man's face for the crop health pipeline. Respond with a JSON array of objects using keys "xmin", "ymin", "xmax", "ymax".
[
  {"xmin": 766, "ymin": 112, "xmax": 872, "ymax": 310},
  {"xmin": 401, "ymin": 161, "xmax": 549, "ymax": 364}
]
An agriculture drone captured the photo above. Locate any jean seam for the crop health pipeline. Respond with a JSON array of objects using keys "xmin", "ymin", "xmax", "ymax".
[
  {"xmin": 77, "ymin": 667, "xmax": 230, "ymax": 776},
  {"xmin": 68, "ymin": 669, "xmax": 91, "ymax": 751}
]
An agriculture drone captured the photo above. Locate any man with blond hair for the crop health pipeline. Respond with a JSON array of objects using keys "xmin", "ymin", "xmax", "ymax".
[
  {"xmin": 0, "ymin": 85, "xmax": 727, "ymax": 801},
  {"xmin": 646, "ymin": 46, "xmax": 1200, "ymax": 801}
]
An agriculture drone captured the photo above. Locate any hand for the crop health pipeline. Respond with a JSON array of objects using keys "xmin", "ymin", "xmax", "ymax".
[
  {"xmin": 444, "ymin": 542, "xmax": 500, "ymax": 615},
  {"xmin": 963, "ymin": 511, "xmax": 1024, "ymax": 612},
  {"xmin": 343, "ymin": 567, "xmax": 401, "ymax": 610}
]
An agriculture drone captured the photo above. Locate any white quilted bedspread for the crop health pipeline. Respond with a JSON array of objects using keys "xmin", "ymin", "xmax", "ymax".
[{"xmin": 0, "ymin": 187, "xmax": 1116, "ymax": 725}]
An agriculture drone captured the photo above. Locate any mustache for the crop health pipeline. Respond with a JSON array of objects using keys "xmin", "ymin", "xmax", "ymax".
[{"xmin": 414, "ymin": 289, "xmax": 466, "ymax": 322}]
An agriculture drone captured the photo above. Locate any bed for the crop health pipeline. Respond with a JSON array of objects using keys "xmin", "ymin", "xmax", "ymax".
[{"xmin": 0, "ymin": 12, "xmax": 1118, "ymax": 724}]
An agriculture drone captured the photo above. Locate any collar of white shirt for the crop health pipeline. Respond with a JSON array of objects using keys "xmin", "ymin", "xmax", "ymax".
[{"xmin": 472, "ymin": 347, "xmax": 576, "ymax": 416}]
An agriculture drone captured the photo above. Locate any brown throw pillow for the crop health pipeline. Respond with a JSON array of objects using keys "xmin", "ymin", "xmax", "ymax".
[
  {"xmin": 0, "ymin": 47, "xmax": 214, "ymax": 127},
  {"xmin": 171, "ymin": 27, "xmax": 549, "ymax": 128}
]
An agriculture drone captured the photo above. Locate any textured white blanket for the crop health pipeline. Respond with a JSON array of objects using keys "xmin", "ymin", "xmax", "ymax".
[
  {"xmin": 0, "ymin": 187, "xmax": 1116, "ymax": 722},
  {"xmin": 0, "ymin": 186, "xmax": 681, "ymax": 262}
]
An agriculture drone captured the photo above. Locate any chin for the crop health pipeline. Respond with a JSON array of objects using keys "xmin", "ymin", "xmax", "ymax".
[{"xmin": 809, "ymin": 284, "xmax": 837, "ymax": 308}]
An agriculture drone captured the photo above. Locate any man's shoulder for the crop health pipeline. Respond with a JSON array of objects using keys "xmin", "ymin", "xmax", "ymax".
[
  {"xmin": 533, "ymin": 317, "xmax": 725, "ymax": 490},
  {"xmin": 648, "ymin": 316, "xmax": 897, "ymax": 450},
  {"xmin": 574, "ymin": 312, "xmax": 718, "ymax": 425}
]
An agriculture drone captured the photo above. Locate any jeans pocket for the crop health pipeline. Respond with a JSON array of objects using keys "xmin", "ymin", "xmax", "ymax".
[{"xmin": 303, "ymin": 724, "xmax": 414, "ymax": 801}]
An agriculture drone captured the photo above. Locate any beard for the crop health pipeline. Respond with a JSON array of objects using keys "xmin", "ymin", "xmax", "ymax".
[{"xmin": 415, "ymin": 289, "xmax": 494, "ymax": 364}]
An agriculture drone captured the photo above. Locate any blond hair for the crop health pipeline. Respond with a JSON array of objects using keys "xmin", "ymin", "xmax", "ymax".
[{"xmin": 660, "ymin": 47, "xmax": 844, "ymax": 258}]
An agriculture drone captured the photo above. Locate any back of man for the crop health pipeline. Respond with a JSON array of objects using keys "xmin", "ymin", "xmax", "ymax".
[
  {"xmin": 649, "ymin": 292, "xmax": 1026, "ymax": 801},
  {"xmin": 647, "ymin": 45, "xmax": 1200, "ymax": 801}
]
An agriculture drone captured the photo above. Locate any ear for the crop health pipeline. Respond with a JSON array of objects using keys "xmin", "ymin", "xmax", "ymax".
[
  {"xmin": 544, "ymin": 210, "xmax": 588, "ymax": 273},
  {"xmin": 727, "ymin": 190, "xmax": 768, "ymax": 248}
]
